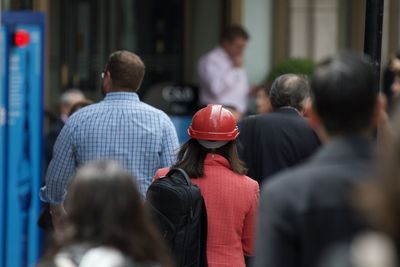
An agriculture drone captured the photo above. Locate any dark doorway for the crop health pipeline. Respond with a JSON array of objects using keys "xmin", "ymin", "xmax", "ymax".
[{"xmin": 54, "ymin": 0, "xmax": 184, "ymax": 93}]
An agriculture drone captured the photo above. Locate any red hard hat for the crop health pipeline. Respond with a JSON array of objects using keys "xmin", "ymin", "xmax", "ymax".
[{"xmin": 188, "ymin": 104, "xmax": 239, "ymax": 141}]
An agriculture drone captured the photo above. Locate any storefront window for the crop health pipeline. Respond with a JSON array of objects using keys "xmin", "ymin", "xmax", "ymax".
[{"xmin": 54, "ymin": 0, "xmax": 183, "ymax": 93}]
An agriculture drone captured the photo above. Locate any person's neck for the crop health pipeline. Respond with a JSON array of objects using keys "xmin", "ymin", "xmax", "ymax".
[
  {"xmin": 319, "ymin": 129, "xmax": 372, "ymax": 144},
  {"xmin": 109, "ymin": 88, "xmax": 135, "ymax": 93},
  {"xmin": 276, "ymin": 106, "xmax": 301, "ymax": 114}
]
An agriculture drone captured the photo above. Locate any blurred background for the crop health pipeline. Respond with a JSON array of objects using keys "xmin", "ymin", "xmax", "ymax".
[
  {"xmin": 1, "ymin": 1, "xmax": 400, "ymax": 267},
  {"xmin": 2, "ymin": 0, "xmax": 400, "ymax": 113}
]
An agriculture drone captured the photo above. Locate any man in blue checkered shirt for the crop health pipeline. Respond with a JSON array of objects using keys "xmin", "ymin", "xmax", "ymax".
[{"xmin": 40, "ymin": 50, "xmax": 179, "ymax": 228}]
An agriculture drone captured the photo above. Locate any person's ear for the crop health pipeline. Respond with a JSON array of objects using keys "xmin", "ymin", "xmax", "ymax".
[
  {"xmin": 300, "ymin": 97, "xmax": 312, "ymax": 117},
  {"xmin": 372, "ymin": 94, "xmax": 387, "ymax": 127},
  {"xmin": 307, "ymin": 105, "xmax": 320, "ymax": 129},
  {"xmin": 308, "ymin": 106, "xmax": 330, "ymax": 143},
  {"xmin": 102, "ymin": 71, "xmax": 112, "ymax": 93}
]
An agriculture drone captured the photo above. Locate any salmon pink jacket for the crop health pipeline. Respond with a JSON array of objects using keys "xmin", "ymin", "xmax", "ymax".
[{"xmin": 155, "ymin": 153, "xmax": 259, "ymax": 267}]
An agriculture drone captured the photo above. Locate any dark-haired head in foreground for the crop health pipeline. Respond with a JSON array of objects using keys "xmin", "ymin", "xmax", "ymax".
[
  {"xmin": 45, "ymin": 161, "xmax": 173, "ymax": 267},
  {"xmin": 253, "ymin": 52, "xmax": 385, "ymax": 267},
  {"xmin": 309, "ymin": 52, "xmax": 384, "ymax": 139}
]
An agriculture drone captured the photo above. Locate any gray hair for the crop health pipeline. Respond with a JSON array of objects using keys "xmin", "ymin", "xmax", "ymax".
[
  {"xmin": 60, "ymin": 88, "xmax": 85, "ymax": 106},
  {"xmin": 269, "ymin": 74, "xmax": 310, "ymax": 111}
]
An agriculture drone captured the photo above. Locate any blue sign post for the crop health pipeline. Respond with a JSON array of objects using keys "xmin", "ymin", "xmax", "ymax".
[
  {"xmin": 1, "ymin": 12, "xmax": 45, "ymax": 267},
  {"xmin": 0, "ymin": 24, "xmax": 9, "ymax": 267}
]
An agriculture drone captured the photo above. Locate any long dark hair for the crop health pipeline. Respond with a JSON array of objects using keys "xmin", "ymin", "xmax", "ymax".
[
  {"xmin": 172, "ymin": 139, "xmax": 247, "ymax": 178},
  {"xmin": 49, "ymin": 161, "xmax": 174, "ymax": 267}
]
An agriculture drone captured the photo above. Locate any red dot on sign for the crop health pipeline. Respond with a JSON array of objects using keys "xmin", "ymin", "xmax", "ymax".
[{"xmin": 14, "ymin": 30, "xmax": 30, "ymax": 47}]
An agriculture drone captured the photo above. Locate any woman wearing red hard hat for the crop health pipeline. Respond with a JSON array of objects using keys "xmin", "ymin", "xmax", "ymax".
[{"xmin": 154, "ymin": 104, "xmax": 259, "ymax": 267}]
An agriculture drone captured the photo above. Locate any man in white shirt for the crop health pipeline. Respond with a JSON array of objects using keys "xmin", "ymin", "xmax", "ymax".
[{"xmin": 198, "ymin": 25, "xmax": 250, "ymax": 118}]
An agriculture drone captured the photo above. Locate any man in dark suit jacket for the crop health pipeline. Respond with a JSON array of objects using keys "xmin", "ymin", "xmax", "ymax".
[
  {"xmin": 45, "ymin": 89, "xmax": 85, "ymax": 166},
  {"xmin": 40, "ymin": 89, "xmax": 85, "ymax": 230},
  {"xmin": 238, "ymin": 74, "xmax": 320, "ymax": 184},
  {"xmin": 253, "ymin": 53, "xmax": 385, "ymax": 267}
]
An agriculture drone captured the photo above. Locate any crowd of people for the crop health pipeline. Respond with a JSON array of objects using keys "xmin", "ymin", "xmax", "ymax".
[{"xmin": 39, "ymin": 24, "xmax": 400, "ymax": 267}]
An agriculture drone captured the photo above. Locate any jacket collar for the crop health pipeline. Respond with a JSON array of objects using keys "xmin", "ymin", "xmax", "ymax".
[
  {"xmin": 312, "ymin": 135, "xmax": 374, "ymax": 164},
  {"xmin": 215, "ymin": 46, "xmax": 232, "ymax": 64},
  {"xmin": 104, "ymin": 92, "xmax": 140, "ymax": 102},
  {"xmin": 204, "ymin": 153, "xmax": 231, "ymax": 168},
  {"xmin": 275, "ymin": 106, "xmax": 301, "ymax": 116}
]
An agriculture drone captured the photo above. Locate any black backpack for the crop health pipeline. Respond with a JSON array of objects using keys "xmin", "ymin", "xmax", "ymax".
[{"xmin": 146, "ymin": 168, "xmax": 208, "ymax": 267}]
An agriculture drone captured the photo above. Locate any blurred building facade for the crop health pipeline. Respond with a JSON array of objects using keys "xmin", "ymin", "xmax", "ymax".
[{"xmin": 2, "ymin": 0, "xmax": 400, "ymax": 110}]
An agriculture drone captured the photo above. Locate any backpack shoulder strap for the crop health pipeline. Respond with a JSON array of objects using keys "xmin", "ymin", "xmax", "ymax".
[
  {"xmin": 200, "ymin": 197, "xmax": 208, "ymax": 267},
  {"xmin": 167, "ymin": 168, "xmax": 192, "ymax": 186}
]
